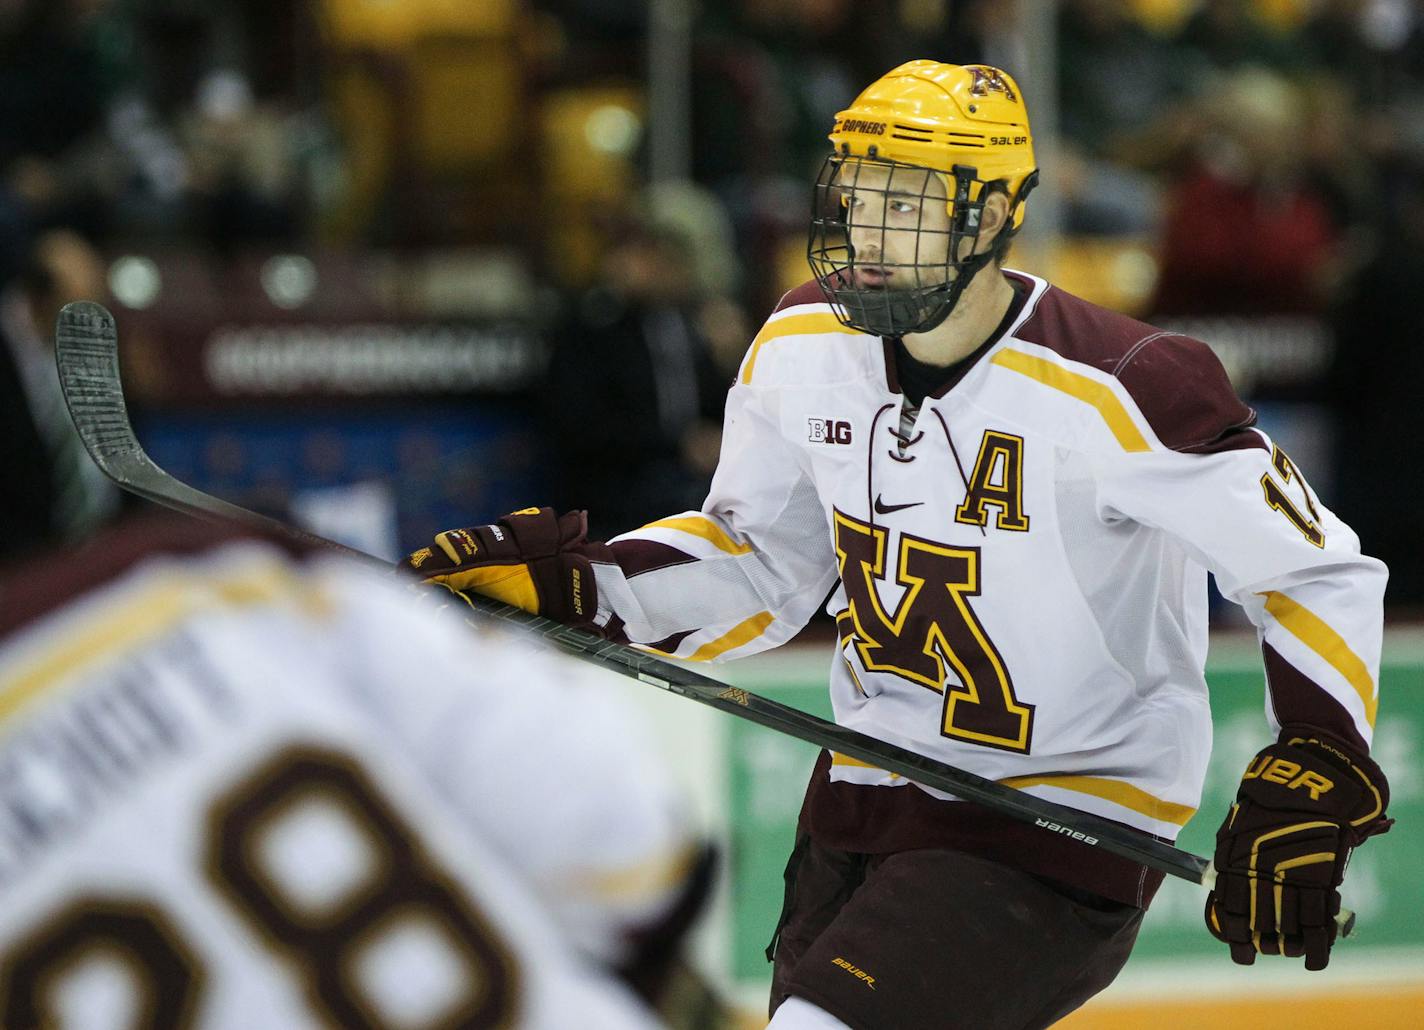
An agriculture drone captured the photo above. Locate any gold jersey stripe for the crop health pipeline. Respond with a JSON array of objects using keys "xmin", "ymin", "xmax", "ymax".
[
  {"xmin": 640, "ymin": 515, "xmax": 753, "ymax": 556},
  {"xmin": 1261, "ymin": 590, "xmax": 1378, "ymax": 727},
  {"xmin": 740, "ymin": 312, "xmax": 860, "ymax": 385},
  {"xmin": 997, "ymin": 773, "xmax": 1197, "ymax": 826},
  {"xmin": 830, "ymin": 754, "xmax": 1195, "ymax": 825},
  {"xmin": 563, "ymin": 843, "xmax": 699, "ymax": 901},
  {"xmin": 990, "ymin": 349, "xmax": 1152, "ymax": 453},
  {"xmin": 830, "ymin": 750, "xmax": 902, "ymax": 780},
  {"xmin": 0, "ymin": 563, "xmax": 319, "ymax": 728},
  {"xmin": 687, "ymin": 611, "xmax": 773, "ymax": 662}
]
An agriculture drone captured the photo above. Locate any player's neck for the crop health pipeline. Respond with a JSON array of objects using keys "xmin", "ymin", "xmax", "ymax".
[{"xmin": 899, "ymin": 265, "xmax": 1015, "ymax": 368}]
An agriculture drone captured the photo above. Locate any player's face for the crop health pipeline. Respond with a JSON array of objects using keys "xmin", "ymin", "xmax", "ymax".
[{"xmin": 837, "ymin": 161, "xmax": 953, "ymax": 290}]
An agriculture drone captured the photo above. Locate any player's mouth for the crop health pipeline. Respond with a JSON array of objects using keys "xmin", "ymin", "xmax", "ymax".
[{"xmin": 855, "ymin": 266, "xmax": 892, "ymax": 288}]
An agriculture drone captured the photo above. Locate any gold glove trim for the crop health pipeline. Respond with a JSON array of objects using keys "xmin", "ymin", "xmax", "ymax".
[
  {"xmin": 1248, "ymin": 821, "xmax": 1336, "ymax": 931},
  {"xmin": 1285, "ymin": 733, "xmax": 1386, "ymax": 827},
  {"xmin": 437, "ymin": 566, "xmax": 540, "ymax": 613},
  {"xmin": 434, "ymin": 530, "xmax": 464, "ymax": 565},
  {"xmin": 1272, "ymin": 852, "xmax": 1336, "ymax": 934}
]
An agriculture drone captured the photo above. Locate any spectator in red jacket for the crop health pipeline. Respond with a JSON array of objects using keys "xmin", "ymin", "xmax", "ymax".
[{"xmin": 1152, "ymin": 67, "xmax": 1342, "ymax": 317}]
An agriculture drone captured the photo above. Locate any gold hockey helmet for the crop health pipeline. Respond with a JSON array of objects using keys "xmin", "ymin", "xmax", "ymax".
[
  {"xmin": 809, "ymin": 61, "xmax": 1040, "ymax": 337},
  {"xmin": 830, "ymin": 60, "xmax": 1036, "ymax": 230}
]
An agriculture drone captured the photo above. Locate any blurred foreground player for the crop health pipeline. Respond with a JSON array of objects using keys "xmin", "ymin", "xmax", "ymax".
[
  {"xmin": 405, "ymin": 62, "xmax": 1393, "ymax": 1028},
  {"xmin": 0, "ymin": 512, "xmax": 714, "ymax": 1028}
]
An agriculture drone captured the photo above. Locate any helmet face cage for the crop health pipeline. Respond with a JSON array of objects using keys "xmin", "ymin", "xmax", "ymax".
[{"xmin": 808, "ymin": 151, "xmax": 1002, "ymax": 338}]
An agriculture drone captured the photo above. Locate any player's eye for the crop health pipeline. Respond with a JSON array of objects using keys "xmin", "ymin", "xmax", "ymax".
[{"xmin": 889, "ymin": 199, "xmax": 917, "ymax": 215}]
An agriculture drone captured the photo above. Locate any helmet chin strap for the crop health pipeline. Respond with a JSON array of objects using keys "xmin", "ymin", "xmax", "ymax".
[{"xmin": 898, "ymin": 247, "xmax": 999, "ymax": 338}]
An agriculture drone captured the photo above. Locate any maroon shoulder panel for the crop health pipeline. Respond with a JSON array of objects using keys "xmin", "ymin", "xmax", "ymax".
[
  {"xmin": 774, "ymin": 278, "xmax": 832, "ymax": 313},
  {"xmin": 0, "ymin": 510, "xmax": 311, "ymax": 640},
  {"xmin": 1015, "ymin": 285, "xmax": 1165, "ymax": 375},
  {"xmin": 1016, "ymin": 288, "xmax": 1264, "ymax": 454},
  {"xmin": 1113, "ymin": 334, "xmax": 1263, "ymax": 453}
]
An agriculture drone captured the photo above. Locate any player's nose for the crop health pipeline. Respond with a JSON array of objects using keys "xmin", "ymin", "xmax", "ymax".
[{"xmin": 847, "ymin": 226, "xmax": 882, "ymax": 261}]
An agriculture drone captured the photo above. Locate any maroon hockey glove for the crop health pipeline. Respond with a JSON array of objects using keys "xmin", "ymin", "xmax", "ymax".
[
  {"xmin": 399, "ymin": 508, "xmax": 600, "ymax": 628},
  {"xmin": 1205, "ymin": 726, "xmax": 1392, "ymax": 970}
]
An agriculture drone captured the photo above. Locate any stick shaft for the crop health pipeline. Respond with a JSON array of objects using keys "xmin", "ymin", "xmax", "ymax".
[{"xmin": 55, "ymin": 300, "xmax": 1223, "ymax": 887}]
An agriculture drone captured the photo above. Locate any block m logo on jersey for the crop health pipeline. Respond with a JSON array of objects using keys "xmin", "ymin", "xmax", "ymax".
[{"xmin": 833, "ymin": 509, "xmax": 1035, "ymax": 753}]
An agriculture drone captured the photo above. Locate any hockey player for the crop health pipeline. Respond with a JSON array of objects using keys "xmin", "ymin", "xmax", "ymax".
[
  {"xmin": 0, "ymin": 511, "xmax": 711, "ymax": 1028},
  {"xmin": 404, "ymin": 62, "xmax": 1393, "ymax": 1029}
]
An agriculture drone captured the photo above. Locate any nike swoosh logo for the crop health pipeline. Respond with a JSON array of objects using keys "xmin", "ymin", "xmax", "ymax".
[{"xmin": 873, "ymin": 494, "xmax": 923, "ymax": 515}]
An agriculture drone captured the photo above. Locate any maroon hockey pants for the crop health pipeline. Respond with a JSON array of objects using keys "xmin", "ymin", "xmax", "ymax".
[{"xmin": 768, "ymin": 835, "xmax": 1144, "ymax": 1030}]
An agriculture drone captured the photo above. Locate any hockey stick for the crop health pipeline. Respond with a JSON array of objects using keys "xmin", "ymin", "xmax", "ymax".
[{"xmin": 54, "ymin": 300, "xmax": 1353, "ymax": 933}]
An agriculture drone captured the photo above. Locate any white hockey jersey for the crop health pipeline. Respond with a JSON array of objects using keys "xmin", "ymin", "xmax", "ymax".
[
  {"xmin": 589, "ymin": 270, "xmax": 1385, "ymax": 903},
  {"xmin": 0, "ymin": 517, "xmax": 690, "ymax": 1029}
]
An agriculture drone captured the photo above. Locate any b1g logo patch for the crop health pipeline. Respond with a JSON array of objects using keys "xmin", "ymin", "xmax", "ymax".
[{"xmin": 808, "ymin": 418, "xmax": 853, "ymax": 445}]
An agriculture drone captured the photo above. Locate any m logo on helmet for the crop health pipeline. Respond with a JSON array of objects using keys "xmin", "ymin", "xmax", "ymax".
[{"xmin": 967, "ymin": 66, "xmax": 1017, "ymax": 102}]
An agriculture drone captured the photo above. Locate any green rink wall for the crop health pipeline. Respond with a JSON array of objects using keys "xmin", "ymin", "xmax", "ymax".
[{"xmin": 715, "ymin": 631, "xmax": 1424, "ymax": 986}]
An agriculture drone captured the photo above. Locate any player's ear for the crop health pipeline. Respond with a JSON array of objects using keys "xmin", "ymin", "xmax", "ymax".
[{"xmin": 977, "ymin": 190, "xmax": 1011, "ymax": 252}]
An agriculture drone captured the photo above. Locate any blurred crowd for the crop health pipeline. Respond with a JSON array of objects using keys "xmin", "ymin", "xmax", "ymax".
[{"xmin": 3, "ymin": 0, "xmax": 1424, "ymax": 603}]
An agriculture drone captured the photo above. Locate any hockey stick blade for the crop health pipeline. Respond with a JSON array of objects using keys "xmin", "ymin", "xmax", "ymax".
[
  {"xmin": 55, "ymin": 302, "xmax": 378, "ymax": 564},
  {"xmin": 55, "ymin": 300, "xmax": 1355, "ymax": 933}
]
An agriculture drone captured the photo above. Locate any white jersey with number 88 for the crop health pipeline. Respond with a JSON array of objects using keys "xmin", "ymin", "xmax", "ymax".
[{"xmin": 0, "ymin": 536, "xmax": 676, "ymax": 1029}]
